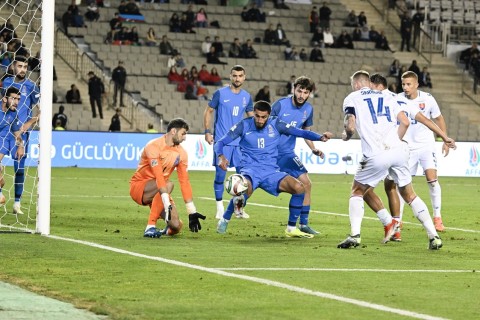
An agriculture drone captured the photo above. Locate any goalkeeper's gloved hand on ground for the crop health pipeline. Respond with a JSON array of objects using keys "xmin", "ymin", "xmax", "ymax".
[{"xmin": 189, "ymin": 212, "xmax": 206, "ymax": 232}]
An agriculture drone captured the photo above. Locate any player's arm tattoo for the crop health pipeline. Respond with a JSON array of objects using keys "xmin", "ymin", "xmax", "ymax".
[{"xmin": 343, "ymin": 114, "xmax": 355, "ymax": 139}]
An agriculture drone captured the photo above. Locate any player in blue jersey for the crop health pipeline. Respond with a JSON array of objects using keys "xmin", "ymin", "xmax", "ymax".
[
  {"xmin": 214, "ymin": 100, "xmax": 332, "ymax": 238},
  {"xmin": 271, "ymin": 76, "xmax": 332, "ymax": 235},
  {"xmin": 0, "ymin": 87, "xmax": 24, "ymax": 208},
  {"xmin": 1, "ymin": 55, "xmax": 40, "ymax": 215},
  {"xmin": 203, "ymin": 65, "xmax": 254, "ymax": 219}
]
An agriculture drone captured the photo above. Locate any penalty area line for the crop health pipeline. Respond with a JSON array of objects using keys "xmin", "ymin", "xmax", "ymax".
[
  {"xmin": 214, "ymin": 267, "xmax": 476, "ymax": 273},
  {"xmin": 47, "ymin": 234, "xmax": 447, "ymax": 320}
]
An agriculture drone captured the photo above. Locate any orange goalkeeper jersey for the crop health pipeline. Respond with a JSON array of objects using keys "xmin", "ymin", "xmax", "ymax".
[{"xmin": 130, "ymin": 136, "xmax": 193, "ymax": 200}]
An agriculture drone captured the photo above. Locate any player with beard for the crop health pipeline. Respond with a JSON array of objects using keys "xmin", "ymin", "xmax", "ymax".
[
  {"xmin": 130, "ymin": 118, "xmax": 206, "ymax": 238},
  {"xmin": 214, "ymin": 101, "xmax": 332, "ymax": 237},
  {"xmin": 270, "ymin": 76, "xmax": 332, "ymax": 235},
  {"xmin": 203, "ymin": 65, "xmax": 254, "ymax": 220},
  {"xmin": 1, "ymin": 55, "xmax": 40, "ymax": 215},
  {"xmin": 0, "ymin": 87, "xmax": 24, "ymax": 207}
]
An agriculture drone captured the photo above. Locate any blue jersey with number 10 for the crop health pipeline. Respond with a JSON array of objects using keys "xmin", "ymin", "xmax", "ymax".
[{"xmin": 208, "ymin": 86, "xmax": 253, "ymax": 146}]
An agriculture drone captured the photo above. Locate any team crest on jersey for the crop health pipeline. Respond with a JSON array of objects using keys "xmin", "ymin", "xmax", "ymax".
[
  {"xmin": 151, "ymin": 159, "xmax": 158, "ymax": 167},
  {"xmin": 302, "ymin": 110, "xmax": 307, "ymax": 122},
  {"xmin": 242, "ymin": 96, "xmax": 247, "ymax": 107},
  {"xmin": 469, "ymin": 146, "xmax": 479, "ymax": 167},
  {"xmin": 268, "ymin": 124, "xmax": 275, "ymax": 137},
  {"xmin": 174, "ymin": 155, "xmax": 180, "ymax": 166},
  {"xmin": 419, "ymin": 103, "xmax": 425, "ymax": 110}
]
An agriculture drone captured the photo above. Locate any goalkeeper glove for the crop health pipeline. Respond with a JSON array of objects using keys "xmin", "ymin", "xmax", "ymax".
[{"xmin": 188, "ymin": 212, "xmax": 206, "ymax": 232}]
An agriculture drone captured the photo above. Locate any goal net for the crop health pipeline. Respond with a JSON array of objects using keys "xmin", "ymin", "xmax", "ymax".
[{"xmin": 0, "ymin": 0, "xmax": 53, "ymax": 234}]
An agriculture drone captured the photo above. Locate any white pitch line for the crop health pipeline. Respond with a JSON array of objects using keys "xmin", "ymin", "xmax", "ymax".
[
  {"xmin": 214, "ymin": 268, "xmax": 477, "ymax": 273},
  {"xmin": 197, "ymin": 197, "xmax": 480, "ymax": 234},
  {"xmin": 47, "ymin": 234, "xmax": 448, "ymax": 320}
]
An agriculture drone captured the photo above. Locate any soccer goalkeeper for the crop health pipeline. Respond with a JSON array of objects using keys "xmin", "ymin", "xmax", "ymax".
[{"xmin": 129, "ymin": 118, "xmax": 206, "ymax": 237}]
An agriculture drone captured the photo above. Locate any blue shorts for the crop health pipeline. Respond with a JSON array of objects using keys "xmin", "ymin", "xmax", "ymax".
[
  {"xmin": 241, "ymin": 166, "xmax": 288, "ymax": 196},
  {"xmin": 277, "ymin": 152, "xmax": 307, "ymax": 179},
  {"xmin": 213, "ymin": 145, "xmax": 241, "ymax": 168}
]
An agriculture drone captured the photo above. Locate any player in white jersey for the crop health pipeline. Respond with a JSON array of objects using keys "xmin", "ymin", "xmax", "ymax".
[
  {"xmin": 397, "ymin": 71, "xmax": 448, "ymax": 232},
  {"xmin": 365, "ymin": 73, "xmax": 455, "ymax": 242},
  {"xmin": 337, "ymin": 71, "xmax": 456, "ymax": 250}
]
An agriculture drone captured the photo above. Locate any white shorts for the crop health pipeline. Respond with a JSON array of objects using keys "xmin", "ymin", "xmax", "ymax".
[
  {"xmin": 408, "ymin": 146, "xmax": 438, "ymax": 175},
  {"xmin": 355, "ymin": 143, "xmax": 412, "ymax": 188}
]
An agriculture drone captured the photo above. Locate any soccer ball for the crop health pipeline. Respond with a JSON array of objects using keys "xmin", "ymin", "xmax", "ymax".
[{"xmin": 225, "ymin": 174, "xmax": 248, "ymax": 196}]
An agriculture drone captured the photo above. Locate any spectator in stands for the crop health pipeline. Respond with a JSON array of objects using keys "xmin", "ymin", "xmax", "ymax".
[
  {"xmin": 264, "ymin": 24, "xmax": 276, "ymax": 45},
  {"xmin": 274, "ymin": 24, "xmax": 289, "ymax": 46},
  {"xmin": 114, "ymin": 26, "xmax": 130, "ymax": 45},
  {"xmin": 207, "ymin": 47, "xmax": 227, "ymax": 65},
  {"xmin": 284, "ymin": 44, "xmax": 294, "ymax": 60},
  {"xmin": 400, "ymin": 11, "xmax": 412, "ymax": 52},
  {"xmin": 168, "ymin": 66, "xmax": 183, "ymax": 84},
  {"xmin": 62, "ymin": 9, "xmax": 73, "ymax": 36},
  {"xmin": 184, "ymin": 83, "xmax": 198, "ymax": 100},
  {"xmin": 309, "ymin": 45, "xmax": 325, "ymax": 62},
  {"xmin": 286, "ymin": 75, "xmax": 295, "ymax": 94},
  {"xmin": 254, "ymin": 85, "xmax": 271, "ymax": 102},
  {"xmin": 408, "ymin": 59, "xmax": 421, "ymax": 77},
  {"xmin": 109, "ymin": 108, "xmax": 122, "ymax": 132},
  {"xmin": 112, "ymin": 60, "xmax": 127, "ymax": 107},
  {"xmin": 183, "ymin": 4, "xmax": 196, "ymax": 29},
  {"xmin": 201, "ymin": 36, "xmax": 212, "ymax": 56},
  {"xmin": 241, "ymin": 39, "xmax": 258, "ymax": 59},
  {"xmin": 241, "ymin": 6, "xmax": 250, "ymax": 22},
  {"xmin": 125, "ymin": 0, "xmax": 140, "ymax": 15},
  {"xmin": 247, "ymin": 3, "xmax": 266, "ymax": 22},
  {"xmin": 180, "ymin": 13, "xmax": 196, "ymax": 33},
  {"xmin": 66, "ymin": 84, "xmax": 82, "ymax": 104},
  {"xmin": 360, "ymin": 26, "xmax": 370, "ymax": 41},
  {"xmin": 71, "ymin": 8, "xmax": 85, "ymax": 28},
  {"xmin": 375, "ymin": 30, "xmax": 393, "ymax": 52},
  {"xmin": 52, "ymin": 105, "xmax": 68, "ymax": 129},
  {"xmin": 411, "ymin": 7, "xmax": 425, "ymax": 48},
  {"xmin": 472, "ymin": 53, "xmax": 480, "ymax": 94},
  {"xmin": 198, "ymin": 64, "xmax": 212, "ymax": 85},
  {"xmin": 146, "ymin": 123, "xmax": 158, "ymax": 133},
  {"xmin": 299, "ymin": 48, "xmax": 308, "ymax": 61},
  {"xmin": 169, "ymin": 13, "xmax": 181, "ymax": 33},
  {"xmin": 319, "ymin": 2, "xmax": 332, "ymax": 29},
  {"xmin": 194, "ymin": 80, "xmax": 209, "ymax": 100},
  {"xmin": 68, "ymin": 0, "xmax": 80, "ymax": 16},
  {"xmin": 229, "ymin": 38, "xmax": 243, "ymax": 58},
  {"xmin": 274, "ymin": 0, "xmax": 290, "ymax": 10},
  {"xmin": 128, "ymin": 26, "xmax": 140, "ymax": 45},
  {"xmin": 160, "ymin": 35, "xmax": 175, "ymax": 55},
  {"xmin": 418, "ymin": 66, "xmax": 432, "ymax": 88},
  {"xmin": 190, "ymin": 66, "xmax": 199, "ymax": 82},
  {"xmin": 28, "ymin": 51, "xmax": 41, "ymax": 72},
  {"xmin": 195, "ymin": 8, "xmax": 208, "ymax": 28},
  {"xmin": 54, "ymin": 119, "xmax": 65, "ymax": 131},
  {"xmin": 323, "ymin": 28, "xmax": 335, "ymax": 48},
  {"xmin": 118, "ymin": 0, "xmax": 127, "ymax": 14},
  {"xmin": 336, "ymin": 30, "xmax": 354, "ymax": 49},
  {"xmin": 309, "ymin": 6, "xmax": 319, "ymax": 33},
  {"xmin": 145, "ymin": 27, "xmax": 157, "ymax": 46},
  {"xmin": 389, "ymin": 59, "xmax": 401, "ymax": 77},
  {"xmin": 357, "ymin": 11, "xmax": 367, "ymax": 27},
  {"xmin": 368, "ymin": 25, "xmax": 380, "ymax": 43},
  {"xmin": 109, "ymin": 12, "xmax": 122, "ymax": 41},
  {"xmin": 212, "ymin": 36, "xmax": 225, "ymax": 57},
  {"xmin": 87, "ymin": 71, "xmax": 105, "ymax": 119},
  {"xmin": 311, "ymin": 26, "xmax": 324, "ymax": 46},
  {"xmin": 85, "ymin": 2, "xmax": 100, "ymax": 22},
  {"xmin": 344, "ymin": 10, "xmax": 358, "ymax": 27},
  {"xmin": 0, "ymin": 19, "xmax": 15, "ymax": 42},
  {"xmin": 459, "ymin": 43, "xmax": 479, "ymax": 71},
  {"xmin": 210, "ymin": 67, "xmax": 223, "ymax": 86},
  {"xmin": 351, "ymin": 26, "xmax": 361, "ymax": 41}
]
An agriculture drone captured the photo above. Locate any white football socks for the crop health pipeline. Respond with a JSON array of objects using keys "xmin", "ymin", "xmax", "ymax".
[
  {"xmin": 428, "ymin": 180, "xmax": 442, "ymax": 218},
  {"xmin": 349, "ymin": 196, "xmax": 364, "ymax": 236},
  {"xmin": 409, "ymin": 196, "xmax": 438, "ymax": 238}
]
